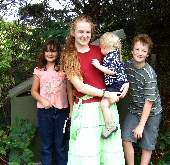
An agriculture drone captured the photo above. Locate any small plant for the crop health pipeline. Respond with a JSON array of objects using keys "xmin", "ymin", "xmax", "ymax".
[
  {"xmin": 156, "ymin": 128, "xmax": 170, "ymax": 164},
  {"xmin": 0, "ymin": 117, "xmax": 37, "ymax": 165},
  {"xmin": 157, "ymin": 128, "xmax": 170, "ymax": 150}
]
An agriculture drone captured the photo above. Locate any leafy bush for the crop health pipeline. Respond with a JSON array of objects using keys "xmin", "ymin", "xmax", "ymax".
[
  {"xmin": 156, "ymin": 128, "xmax": 170, "ymax": 164},
  {"xmin": 0, "ymin": 117, "xmax": 37, "ymax": 165}
]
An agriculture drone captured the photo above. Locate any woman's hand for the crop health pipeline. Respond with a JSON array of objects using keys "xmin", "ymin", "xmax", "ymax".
[
  {"xmin": 119, "ymin": 82, "xmax": 129, "ymax": 98},
  {"xmin": 105, "ymin": 91, "xmax": 120, "ymax": 104}
]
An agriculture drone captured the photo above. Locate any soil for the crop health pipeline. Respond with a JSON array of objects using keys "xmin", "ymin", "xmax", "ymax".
[{"xmin": 0, "ymin": 153, "xmax": 9, "ymax": 165}]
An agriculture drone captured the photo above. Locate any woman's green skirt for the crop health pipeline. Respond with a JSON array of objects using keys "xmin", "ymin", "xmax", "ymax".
[{"xmin": 68, "ymin": 98, "xmax": 125, "ymax": 165}]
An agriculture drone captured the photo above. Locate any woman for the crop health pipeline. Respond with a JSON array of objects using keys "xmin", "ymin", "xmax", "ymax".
[{"xmin": 62, "ymin": 15, "xmax": 128, "ymax": 165}]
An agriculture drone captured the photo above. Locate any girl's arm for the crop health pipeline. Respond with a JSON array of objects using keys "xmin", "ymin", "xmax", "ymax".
[
  {"xmin": 92, "ymin": 59, "xmax": 116, "ymax": 75},
  {"xmin": 66, "ymin": 79, "xmax": 74, "ymax": 117},
  {"xmin": 132, "ymin": 99, "xmax": 153, "ymax": 139},
  {"xmin": 31, "ymin": 74, "xmax": 52, "ymax": 109},
  {"xmin": 69, "ymin": 75, "xmax": 119, "ymax": 103}
]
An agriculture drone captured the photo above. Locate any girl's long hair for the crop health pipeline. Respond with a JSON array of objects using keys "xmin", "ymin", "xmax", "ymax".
[
  {"xmin": 38, "ymin": 39, "xmax": 61, "ymax": 71},
  {"xmin": 61, "ymin": 15, "xmax": 95, "ymax": 81}
]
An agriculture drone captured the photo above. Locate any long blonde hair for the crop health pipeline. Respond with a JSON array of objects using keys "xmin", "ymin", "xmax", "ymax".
[{"xmin": 61, "ymin": 15, "xmax": 95, "ymax": 81}]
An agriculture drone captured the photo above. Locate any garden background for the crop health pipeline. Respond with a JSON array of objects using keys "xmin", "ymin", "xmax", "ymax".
[{"xmin": 0, "ymin": 0, "xmax": 170, "ymax": 164}]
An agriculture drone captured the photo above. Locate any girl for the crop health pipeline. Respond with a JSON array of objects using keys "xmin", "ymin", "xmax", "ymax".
[
  {"xmin": 62, "ymin": 15, "xmax": 128, "ymax": 165},
  {"xmin": 31, "ymin": 39, "xmax": 74, "ymax": 165}
]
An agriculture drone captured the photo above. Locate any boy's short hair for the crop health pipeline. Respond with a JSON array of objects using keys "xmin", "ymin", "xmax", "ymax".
[
  {"xmin": 132, "ymin": 34, "xmax": 153, "ymax": 54},
  {"xmin": 100, "ymin": 32, "xmax": 121, "ymax": 49}
]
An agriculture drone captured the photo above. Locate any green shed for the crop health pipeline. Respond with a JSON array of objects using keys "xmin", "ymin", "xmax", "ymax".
[{"xmin": 8, "ymin": 77, "xmax": 41, "ymax": 163}]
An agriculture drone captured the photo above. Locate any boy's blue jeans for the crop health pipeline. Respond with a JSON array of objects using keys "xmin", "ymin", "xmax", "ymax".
[{"xmin": 38, "ymin": 107, "xmax": 69, "ymax": 165}]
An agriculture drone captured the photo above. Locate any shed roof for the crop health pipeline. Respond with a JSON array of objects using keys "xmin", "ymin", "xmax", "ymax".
[
  {"xmin": 91, "ymin": 29, "xmax": 126, "ymax": 45},
  {"xmin": 8, "ymin": 77, "xmax": 33, "ymax": 98}
]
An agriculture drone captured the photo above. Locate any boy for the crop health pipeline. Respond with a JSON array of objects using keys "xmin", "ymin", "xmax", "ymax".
[
  {"xmin": 121, "ymin": 34, "xmax": 162, "ymax": 165},
  {"xmin": 92, "ymin": 32, "xmax": 128, "ymax": 139}
]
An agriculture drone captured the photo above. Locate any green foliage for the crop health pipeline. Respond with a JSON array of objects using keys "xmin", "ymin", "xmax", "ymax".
[
  {"xmin": 0, "ymin": 18, "xmax": 69, "ymax": 118},
  {"xmin": 121, "ymin": 40, "xmax": 132, "ymax": 62},
  {"xmin": 27, "ymin": 18, "xmax": 69, "ymax": 50},
  {"xmin": 0, "ymin": 20, "xmax": 34, "ymax": 119},
  {"xmin": 157, "ymin": 128, "xmax": 170, "ymax": 150},
  {"xmin": 157, "ymin": 156, "xmax": 170, "ymax": 165},
  {"xmin": 156, "ymin": 128, "xmax": 170, "ymax": 164},
  {"xmin": 0, "ymin": 117, "xmax": 37, "ymax": 164}
]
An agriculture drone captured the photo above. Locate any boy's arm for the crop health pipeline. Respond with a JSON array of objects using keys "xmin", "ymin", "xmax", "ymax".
[
  {"xmin": 133, "ymin": 99, "xmax": 153, "ymax": 139},
  {"xmin": 92, "ymin": 59, "xmax": 116, "ymax": 75}
]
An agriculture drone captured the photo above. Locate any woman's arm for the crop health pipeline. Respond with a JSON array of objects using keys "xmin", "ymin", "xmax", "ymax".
[
  {"xmin": 66, "ymin": 79, "xmax": 74, "ymax": 117},
  {"xmin": 69, "ymin": 75, "xmax": 119, "ymax": 103},
  {"xmin": 31, "ymin": 74, "xmax": 52, "ymax": 109}
]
